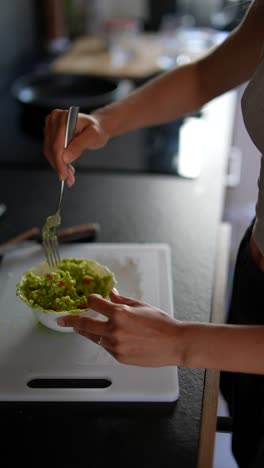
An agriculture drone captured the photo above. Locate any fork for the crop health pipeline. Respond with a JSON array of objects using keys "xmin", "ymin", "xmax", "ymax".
[{"xmin": 42, "ymin": 106, "xmax": 79, "ymax": 269}]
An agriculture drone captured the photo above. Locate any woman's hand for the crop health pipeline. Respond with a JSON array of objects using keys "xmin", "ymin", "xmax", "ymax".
[
  {"xmin": 44, "ymin": 109, "xmax": 110, "ymax": 186},
  {"xmin": 57, "ymin": 289, "xmax": 264, "ymax": 373},
  {"xmin": 57, "ymin": 289, "xmax": 185, "ymax": 367}
]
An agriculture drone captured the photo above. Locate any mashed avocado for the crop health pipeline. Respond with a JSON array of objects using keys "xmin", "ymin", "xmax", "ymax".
[{"xmin": 16, "ymin": 257, "xmax": 115, "ymax": 313}]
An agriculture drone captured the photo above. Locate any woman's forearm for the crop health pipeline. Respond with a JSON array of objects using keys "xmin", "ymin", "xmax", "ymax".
[
  {"xmin": 92, "ymin": 61, "xmax": 204, "ymax": 137},
  {"xmin": 92, "ymin": 1, "xmax": 264, "ymax": 140},
  {"xmin": 180, "ymin": 322, "xmax": 264, "ymax": 374}
]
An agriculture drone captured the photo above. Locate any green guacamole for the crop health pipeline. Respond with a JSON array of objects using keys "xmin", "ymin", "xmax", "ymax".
[{"xmin": 16, "ymin": 257, "xmax": 116, "ymax": 314}]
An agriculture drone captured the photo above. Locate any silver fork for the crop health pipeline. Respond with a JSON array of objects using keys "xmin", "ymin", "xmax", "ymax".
[{"xmin": 42, "ymin": 106, "xmax": 79, "ymax": 269}]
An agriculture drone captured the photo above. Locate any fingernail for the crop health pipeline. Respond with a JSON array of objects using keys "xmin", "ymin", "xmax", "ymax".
[
  {"xmin": 57, "ymin": 318, "xmax": 65, "ymax": 326},
  {"xmin": 63, "ymin": 151, "xmax": 73, "ymax": 164},
  {"xmin": 67, "ymin": 179, "xmax": 75, "ymax": 188}
]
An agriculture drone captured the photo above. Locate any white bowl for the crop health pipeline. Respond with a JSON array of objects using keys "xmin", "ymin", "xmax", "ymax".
[
  {"xmin": 32, "ymin": 307, "xmax": 99, "ymax": 333},
  {"xmin": 17, "ymin": 258, "xmax": 116, "ymax": 333}
]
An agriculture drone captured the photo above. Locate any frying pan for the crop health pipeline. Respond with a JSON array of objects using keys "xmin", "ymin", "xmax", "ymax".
[{"xmin": 11, "ymin": 70, "xmax": 131, "ymax": 138}]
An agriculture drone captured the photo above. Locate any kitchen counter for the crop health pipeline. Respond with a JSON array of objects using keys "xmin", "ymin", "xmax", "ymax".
[{"xmin": 0, "ymin": 90, "xmax": 236, "ymax": 467}]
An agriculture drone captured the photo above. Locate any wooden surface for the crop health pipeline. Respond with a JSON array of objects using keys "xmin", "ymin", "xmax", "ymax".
[
  {"xmin": 50, "ymin": 32, "xmax": 213, "ymax": 80},
  {"xmin": 197, "ymin": 222, "xmax": 232, "ymax": 468},
  {"xmin": 50, "ymin": 34, "xmax": 165, "ymax": 79}
]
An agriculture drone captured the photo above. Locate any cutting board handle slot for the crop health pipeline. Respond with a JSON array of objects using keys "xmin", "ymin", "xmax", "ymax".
[{"xmin": 27, "ymin": 378, "xmax": 112, "ymax": 389}]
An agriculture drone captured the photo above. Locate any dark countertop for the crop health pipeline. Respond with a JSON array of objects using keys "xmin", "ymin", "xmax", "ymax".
[
  {"xmin": 0, "ymin": 90, "xmax": 237, "ymax": 467},
  {"xmin": 0, "ymin": 169, "xmax": 209, "ymax": 468}
]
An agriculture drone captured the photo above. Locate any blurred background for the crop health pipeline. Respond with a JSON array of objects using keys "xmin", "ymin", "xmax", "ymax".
[
  {"xmin": 2, "ymin": 1, "xmax": 248, "ymax": 70},
  {"xmin": 0, "ymin": 0, "xmax": 251, "ymax": 167}
]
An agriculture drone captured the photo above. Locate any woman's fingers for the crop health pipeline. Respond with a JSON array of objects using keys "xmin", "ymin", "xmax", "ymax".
[
  {"xmin": 66, "ymin": 164, "xmax": 75, "ymax": 187},
  {"xmin": 56, "ymin": 291, "xmax": 181, "ymax": 367},
  {"xmin": 57, "ymin": 313, "xmax": 109, "ymax": 336},
  {"xmin": 43, "ymin": 110, "xmax": 110, "ymax": 182},
  {"xmin": 44, "ymin": 110, "xmax": 69, "ymax": 180},
  {"xmin": 56, "ymin": 295, "xmax": 117, "ymax": 332},
  {"xmin": 63, "ymin": 119, "xmax": 106, "ymax": 164},
  {"xmin": 57, "ymin": 292, "xmax": 146, "ymax": 351},
  {"xmin": 109, "ymin": 288, "xmax": 143, "ymax": 307},
  {"xmin": 56, "ymin": 291, "xmax": 142, "ymax": 336},
  {"xmin": 86, "ymin": 293, "xmax": 122, "ymax": 317}
]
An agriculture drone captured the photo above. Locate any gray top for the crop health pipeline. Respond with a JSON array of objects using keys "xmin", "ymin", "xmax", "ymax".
[{"xmin": 242, "ymin": 50, "xmax": 264, "ymax": 255}]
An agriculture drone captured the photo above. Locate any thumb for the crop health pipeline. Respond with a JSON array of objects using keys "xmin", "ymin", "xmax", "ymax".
[{"xmin": 63, "ymin": 125, "xmax": 107, "ymax": 164}]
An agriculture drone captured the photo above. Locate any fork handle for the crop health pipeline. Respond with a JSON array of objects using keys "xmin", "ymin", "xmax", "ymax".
[
  {"xmin": 64, "ymin": 106, "xmax": 80, "ymax": 148},
  {"xmin": 57, "ymin": 106, "xmax": 80, "ymax": 212}
]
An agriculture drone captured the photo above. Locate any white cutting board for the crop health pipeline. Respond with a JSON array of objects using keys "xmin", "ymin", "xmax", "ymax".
[{"xmin": 0, "ymin": 243, "xmax": 179, "ymax": 402}]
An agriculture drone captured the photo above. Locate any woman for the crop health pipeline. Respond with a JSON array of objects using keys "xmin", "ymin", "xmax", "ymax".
[{"xmin": 44, "ymin": 1, "xmax": 264, "ymax": 466}]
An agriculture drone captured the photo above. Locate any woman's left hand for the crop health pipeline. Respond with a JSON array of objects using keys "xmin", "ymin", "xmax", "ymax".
[{"xmin": 57, "ymin": 289, "xmax": 184, "ymax": 367}]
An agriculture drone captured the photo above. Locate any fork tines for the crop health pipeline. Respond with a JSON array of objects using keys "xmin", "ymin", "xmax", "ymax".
[{"xmin": 42, "ymin": 227, "xmax": 60, "ymax": 269}]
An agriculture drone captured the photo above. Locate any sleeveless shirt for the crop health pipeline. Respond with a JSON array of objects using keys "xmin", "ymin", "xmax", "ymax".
[{"xmin": 241, "ymin": 50, "xmax": 264, "ymax": 256}]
